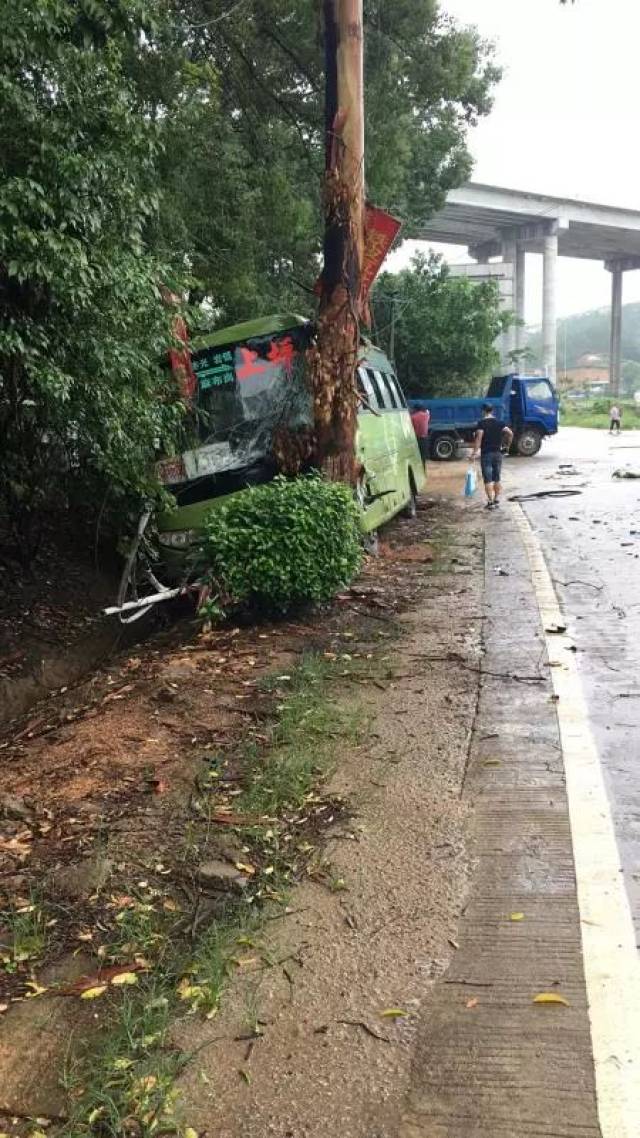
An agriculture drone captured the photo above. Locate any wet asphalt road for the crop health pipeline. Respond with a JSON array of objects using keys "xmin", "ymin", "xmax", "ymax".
[{"xmin": 502, "ymin": 426, "xmax": 640, "ymax": 945}]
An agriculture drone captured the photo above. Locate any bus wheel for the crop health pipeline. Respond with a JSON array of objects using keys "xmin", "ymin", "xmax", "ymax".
[
  {"xmin": 402, "ymin": 475, "xmax": 418, "ymax": 518},
  {"xmin": 363, "ymin": 529, "xmax": 379, "ymax": 556},
  {"xmin": 432, "ymin": 434, "xmax": 456, "ymax": 461},
  {"xmin": 516, "ymin": 428, "xmax": 542, "ymax": 457}
]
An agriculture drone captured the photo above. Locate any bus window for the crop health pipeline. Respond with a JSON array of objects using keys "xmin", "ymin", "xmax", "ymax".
[
  {"xmin": 366, "ymin": 368, "xmax": 388, "ymax": 409},
  {"xmin": 388, "ymin": 374, "xmax": 407, "ymax": 408},
  {"xmin": 191, "ymin": 327, "xmax": 312, "ymax": 466},
  {"xmin": 357, "ymin": 367, "xmax": 378, "ymax": 410},
  {"xmin": 379, "ymin": 372, "xmax": 399, "ymax": 409}
]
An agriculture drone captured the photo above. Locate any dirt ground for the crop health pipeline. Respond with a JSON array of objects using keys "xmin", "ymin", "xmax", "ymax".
[
  {"xmin": 173, "ymin": 558, "xmax": 482, "ymax": 1138},
  {"xmin": 0, "ymin": 464, "xmax": 484, "ymax": 1134},
  {"xmin": 0, "ymin": 513, "xmax": 120, "ymax": 726}
]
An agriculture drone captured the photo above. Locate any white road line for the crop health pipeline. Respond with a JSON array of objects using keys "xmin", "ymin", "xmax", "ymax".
[{"xmin": 513, "ymin": 504, "xmax": 640, "ymax": 1138}]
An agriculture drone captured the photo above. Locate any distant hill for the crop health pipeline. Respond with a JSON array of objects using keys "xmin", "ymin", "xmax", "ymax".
[{"xmin": 526, "ymin": 302, "xmax": 640, "ymax": 369}]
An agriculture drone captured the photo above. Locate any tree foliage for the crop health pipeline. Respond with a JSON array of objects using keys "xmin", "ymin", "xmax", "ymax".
[
  {"xmin": 372, "ymin": 253, "xmax": 511, "ymax": 397},
  {"xmin": 0, "ymin": 0, "xmax": 187, "ymax": 559},
  {"xmin": 527, "ymin": 303, "xmax": 640, "ymax": 373},
  {"xmin": 1, "ymin": 0, "xmax": 499, "ymax": 560},
  {"xmin": 145, "ymin": 0, "xmax": 500, "ymax": 321}
]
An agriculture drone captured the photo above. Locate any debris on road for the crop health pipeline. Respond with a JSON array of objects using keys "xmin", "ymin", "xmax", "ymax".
[{"xmin": 612, "ymin": 467, "xmax": 640, "ymax": 479}]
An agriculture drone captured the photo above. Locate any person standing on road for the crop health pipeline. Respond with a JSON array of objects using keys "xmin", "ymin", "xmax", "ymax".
[
  {"xmin": 609, "ymin": 404, "xmax": 622, "ymax": 434},
  {"xmin": 410, "ymin": 405, "xmax": 430, "ymax": 472},
  {"xmin": 472, "ymin": 403, "xmax": 514, "ymax": 510}
]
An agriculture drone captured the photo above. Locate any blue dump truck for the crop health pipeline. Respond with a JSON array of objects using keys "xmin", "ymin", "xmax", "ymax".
[{"xmin": 409, "ymin": 374, "xmax": 559, "ymax": 460}]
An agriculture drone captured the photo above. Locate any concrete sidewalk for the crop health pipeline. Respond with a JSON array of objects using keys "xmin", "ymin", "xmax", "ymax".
[{"xmin": 399, "ymin": 503, "xmax": 601, "ymax": 1138}]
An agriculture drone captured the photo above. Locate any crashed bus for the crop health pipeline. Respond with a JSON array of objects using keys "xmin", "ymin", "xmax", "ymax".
[{"xmin": 112, "ymin": 313, "xmax": 425, "ymax": 622}]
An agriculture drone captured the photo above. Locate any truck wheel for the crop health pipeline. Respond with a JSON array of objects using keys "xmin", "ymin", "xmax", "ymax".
[
  {"xmin": 432, "ymin": 434, "xmax": 456, "ymax": 461},
  {"xmin": 516, "ymin": 428, "xmax": 542, "ymax": 457}
]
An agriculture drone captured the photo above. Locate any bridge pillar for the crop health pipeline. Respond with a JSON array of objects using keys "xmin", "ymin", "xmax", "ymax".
[
  {"xmin": 542, "ymin": 230, "xmax": 558, "ymax": 384},
  {"xmin": 515, "ymin": 245, "xmax": 526, "ymax": 354},
  {"xmin": 501, "ymin": 236, "xmax": 517, "ymax": 361},
  {"xmin": 608, "ymin": 264, "xmax": 623, "ymax": 397}
]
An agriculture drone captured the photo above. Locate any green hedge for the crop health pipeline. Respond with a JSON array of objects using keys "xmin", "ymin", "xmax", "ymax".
[{"xmin": 200, "ymin": 475, "xmax": 363, "ymax": 616}]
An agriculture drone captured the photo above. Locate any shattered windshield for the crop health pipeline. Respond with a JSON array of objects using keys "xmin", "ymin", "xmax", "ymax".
[{"xmin": 191, "ymin": 326, "xmax": 313, "ymax": 473}]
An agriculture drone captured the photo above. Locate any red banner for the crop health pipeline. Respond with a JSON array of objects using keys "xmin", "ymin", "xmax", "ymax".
[
  {"xmin": 360, "ymin": 205, "xmax": 402, "ymax": 306},
  {"xmin": 313, "ymin": 204, "xmax": 402, "ymax": 319},
  {"xmin": 168, "ymin": 315, "xmax": 197, "ymax": 401}
]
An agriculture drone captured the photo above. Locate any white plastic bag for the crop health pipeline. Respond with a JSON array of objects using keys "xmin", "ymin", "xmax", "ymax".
[{"xmin": 463, "ymin": 465, "xmax": 476, "ymax": 497}]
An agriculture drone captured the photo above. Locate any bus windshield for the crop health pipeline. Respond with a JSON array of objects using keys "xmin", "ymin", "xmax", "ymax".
[{"xmin": 190, "ymin": 324, "xmax": 313, "ymax": 474}]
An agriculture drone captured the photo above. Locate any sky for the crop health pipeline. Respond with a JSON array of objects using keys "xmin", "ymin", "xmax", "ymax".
[{"xmin": 386, "ymin": 0, "xmax": 640, "ymax": 325}]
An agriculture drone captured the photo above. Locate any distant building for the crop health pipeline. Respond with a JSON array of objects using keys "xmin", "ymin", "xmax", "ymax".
[{"xmin": 558, "ymin": 364, "xmax": 609, "ymax": 392}]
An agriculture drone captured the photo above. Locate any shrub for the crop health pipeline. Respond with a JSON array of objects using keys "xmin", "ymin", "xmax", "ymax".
[{"xmin": 200, "ymin": 475, "xmax": 363, "ymax": 615}]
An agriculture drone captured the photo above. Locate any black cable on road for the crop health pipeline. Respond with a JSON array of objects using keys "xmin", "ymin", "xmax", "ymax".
[{"xmin": 507, "ymin": 490, "xmax": 583, "ymax": 501}]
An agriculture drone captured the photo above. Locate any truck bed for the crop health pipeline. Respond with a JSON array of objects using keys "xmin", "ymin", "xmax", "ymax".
[{"xmin": 409, "ymin": 394, "xmax": 506, "ymax": 433}]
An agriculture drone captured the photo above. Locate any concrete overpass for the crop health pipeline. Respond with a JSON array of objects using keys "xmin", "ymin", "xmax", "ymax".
[{"xmin": 413, "ymin": 183, "xmax": 640, "ymax": 391}]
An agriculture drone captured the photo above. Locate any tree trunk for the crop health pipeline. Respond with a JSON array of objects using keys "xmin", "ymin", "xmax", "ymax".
[{"xmin": 310, "ymin": 0, "xmax": 365, "ymax": 483}]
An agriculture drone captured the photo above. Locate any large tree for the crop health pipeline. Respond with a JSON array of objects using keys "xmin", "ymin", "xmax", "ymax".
[
  {"xmin": 144, "ymin": 0, "xmax": 500, "ymax": 321},
  {"xmin": 372, "ymin": 253, "xmax": 512, "ymax": 397}
]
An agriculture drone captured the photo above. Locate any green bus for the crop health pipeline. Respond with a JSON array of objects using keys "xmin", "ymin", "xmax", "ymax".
[{"xmin": 113, "ymin": 314, "xmax": 425, "ymax": 620}]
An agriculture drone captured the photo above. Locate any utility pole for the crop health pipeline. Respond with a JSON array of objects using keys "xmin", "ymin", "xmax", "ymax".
[{"xmin": 310, "ymin": 0, "xmax": 365, "ymax": 482}]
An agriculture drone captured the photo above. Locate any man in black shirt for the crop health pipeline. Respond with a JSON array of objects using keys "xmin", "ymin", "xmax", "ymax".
[{"xmin": 472, "ymin": 403, "xmax": 514, "ymax": 509}]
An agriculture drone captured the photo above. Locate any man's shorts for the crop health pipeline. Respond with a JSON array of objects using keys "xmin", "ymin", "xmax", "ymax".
[{"xmin": 481, "ymin": 450, "xmax": 502, "ymax": 484}]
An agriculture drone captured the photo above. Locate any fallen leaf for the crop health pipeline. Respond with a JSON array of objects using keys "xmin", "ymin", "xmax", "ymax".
[
  {"xmin": 234, "ymin": 956, "xmax": 259, "ymax": 969},
  {"xmin": 111, "ymin": 971, "xmax": 138, "ymax": 987},
  {"xmin": 510, "ymin": 912, "xmax": 525, "ymax": 922},
  {"xmin": 239, "ymin": 1069, "xmax": 251, "ymax": 1084},
  {"xmin": 235, "ymin": 862, "xmax": 256, "ymax": 876},
  {"xmin": 483, "ymin": 759, "xmax": 501, "ymax": 767},
  {"xmin": 61, "ymin": 963, "xmax": 145, "ymax": 995},
  {"xmin": 0, "ymin": 1003, "xmax": 8, "ymax": 1014},
  {"xmin": 184, "ymin": 1128, "xmax": 199, "ymax": 1138},
  {"xmin": 80, "ymin": 986, "xmax": 108, "ymax": 1000},
  {"xmin": 466, "ymin": 998, "xmax": 478, "ymax": 1009},
  {"xmin": 380, "ymin": 1008, "xmax": 409, "ymax": 1019},
  {"xmin": 533, "ymin": 992, "xmax": 570, "ymax": 1007},
  {"xmin": 24, "ymin": 981, "xmax": 48, "ymax": 998},
  {"xmin": 133, "ymin": 1074, "xmax": 157, "ymax": 1092},
  {"xmin": 177, "ymin": 979, "xmax": 205, "ymax": 1002},
  {"xmin": 163, "ymin": 899, "xmax": 179, "ymax": 912}
]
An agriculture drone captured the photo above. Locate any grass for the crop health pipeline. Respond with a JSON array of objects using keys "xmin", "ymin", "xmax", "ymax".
[
  {"xmin": 59, "ymin": 652, "xmax": 364, "ymax": 1138},
  {"xmin": 240, "ymin": 655, "xmax": 361, "ymax": 817},
  {"xmin": 62, "ymin": 983, "xmax": 184, "ymax": 1137},
  {"xmin": 0, "ymin": 895, "xmax": 49, "ymax": 974},
  {"xmin": 560, "ymin": 398, "xmax": 640, "ymax": 429}
]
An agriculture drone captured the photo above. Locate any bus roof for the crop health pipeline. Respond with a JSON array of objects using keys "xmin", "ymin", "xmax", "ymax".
[{"xmin": 194, "ymin": 313, "xmax": 310, "ymax": 352}]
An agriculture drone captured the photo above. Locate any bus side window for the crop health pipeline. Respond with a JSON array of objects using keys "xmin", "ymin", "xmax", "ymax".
[
  {"xmin": 358, "ymin": 367, "xmax": 378, "ymax": 410},
  {"xmin": 387, "ymin": 373, "xmax": 406, "ymax": 408},
  {"xmin": 367, "ymin": 368, "xmax": 389, "ymax": 409},
  {"xmin": 379, "ymin": 372, "xmax": 399, "ymax": 409}
]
